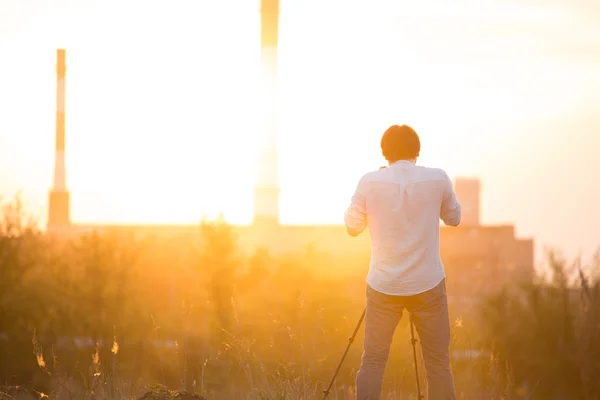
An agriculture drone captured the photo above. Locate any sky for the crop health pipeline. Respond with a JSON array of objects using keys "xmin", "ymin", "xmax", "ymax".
[{"xmin": 0, "ymin": 0, "xmax": 599, "ymax": 263}]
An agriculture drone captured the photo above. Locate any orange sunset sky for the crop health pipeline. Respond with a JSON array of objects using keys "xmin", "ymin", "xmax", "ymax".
[{"xmin": 0, "ymin": 0, "xmax": 599, "ymax": 263}]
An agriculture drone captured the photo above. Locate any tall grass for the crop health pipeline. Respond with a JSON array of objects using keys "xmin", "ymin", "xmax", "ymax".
[{"xmin": 1, "ymin": 195, "xmax": 599, "ymax": 399}]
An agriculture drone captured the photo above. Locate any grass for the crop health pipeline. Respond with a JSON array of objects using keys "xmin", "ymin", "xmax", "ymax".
[
  {"xmin": 16, "ymin": 311, "xmax": 519, "ymax": 400},
  {"xmin": 2, "ymin": 197, "xmax": 599, "ymax": 399}
]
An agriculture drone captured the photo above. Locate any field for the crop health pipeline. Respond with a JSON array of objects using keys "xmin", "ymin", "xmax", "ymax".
[{"xmin": 1, "ymin": 196, "xmax": 599, "ymax": 400}]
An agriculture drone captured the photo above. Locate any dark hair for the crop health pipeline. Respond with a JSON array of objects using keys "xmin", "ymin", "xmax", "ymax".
[{"xmin": 380, "ymin": 124, "xmax": 420, "ymax": 162}]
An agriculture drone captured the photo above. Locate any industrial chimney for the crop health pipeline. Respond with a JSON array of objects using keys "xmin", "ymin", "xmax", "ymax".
[
  {"xmin": 47, "ymin": 49, "xmax": 71, "ymax": 232},
  {"xmin": 253, "ymin": 0, "xmax": 280, "ymax": 226}
]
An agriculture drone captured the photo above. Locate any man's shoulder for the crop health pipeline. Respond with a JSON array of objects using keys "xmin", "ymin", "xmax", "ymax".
[
  {"xmin": 357, "ymin": 165, "xmax": 450, "ymax": 185},
  {"xmin": 413, "ymin": 165, "xmax": 450, "ymax": 182},
  {"xmin": 358, "ymin": 169, "xmax": 383, "ymax": 183}
]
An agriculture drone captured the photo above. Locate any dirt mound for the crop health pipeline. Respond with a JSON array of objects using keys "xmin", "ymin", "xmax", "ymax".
[{"xmin": 138, "ymin": 389, "xmax": 208, "ymax": 400}]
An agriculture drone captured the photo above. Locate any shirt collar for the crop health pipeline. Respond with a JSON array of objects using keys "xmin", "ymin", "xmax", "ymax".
[{"xmin": 391, "ymin": 160, "xmax": 415, "ymax": 166}]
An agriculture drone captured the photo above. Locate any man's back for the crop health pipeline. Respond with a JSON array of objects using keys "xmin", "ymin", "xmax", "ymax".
[
  {"xmin": 350, "ymin": 125, "xmax": 460, "ymax": 400},
  {"xmin": 345, "ymin": 160, "xmax": 461, "ymax": 296}
]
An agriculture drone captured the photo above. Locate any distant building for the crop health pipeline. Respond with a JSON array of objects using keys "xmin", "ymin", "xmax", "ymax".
[
  {"xmin": 442, "ymin": 178, "xmax": 534, "ymax": 308},
  {"xmin": 454, "ymin": 178, "xmax": 480, "ymax": 227}
]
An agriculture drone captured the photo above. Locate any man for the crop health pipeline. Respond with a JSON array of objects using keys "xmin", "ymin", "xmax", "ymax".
[{"xmin": 344, "ymin": 124, "xmax": 461, "ymax": 400}]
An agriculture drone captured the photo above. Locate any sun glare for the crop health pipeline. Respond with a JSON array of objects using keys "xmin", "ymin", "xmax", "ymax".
[
  {"xmin": 1, "ymin": 0, "xmax": 599, "ymax": 264},
  {"xmin": 44, "ymin": 2, "xmax": 266, "ymax": 225}
]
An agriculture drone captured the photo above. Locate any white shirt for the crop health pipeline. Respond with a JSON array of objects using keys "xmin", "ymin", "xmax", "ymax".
[{"xmin": 344, "ymin": 160, "xmax": 461, "ymax": 296}]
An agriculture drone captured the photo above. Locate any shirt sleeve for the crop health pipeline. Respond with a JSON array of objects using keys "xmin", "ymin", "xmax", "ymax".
[
  {"xmin": 440, "ymin": 172, "xmax": 461, "ymax": 226},
  {"xmin": 344, "ymin": 177, "xmax": 368, "ymax": 234}
]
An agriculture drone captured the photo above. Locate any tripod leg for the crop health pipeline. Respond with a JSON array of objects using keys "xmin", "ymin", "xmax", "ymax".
[
  {"xmin": 322, "ymin": 308, "xmax": 366, "ymax": 399},
  {"xmin": 409, "ymin": 314, "xmax": 424, "ymax": 399}
]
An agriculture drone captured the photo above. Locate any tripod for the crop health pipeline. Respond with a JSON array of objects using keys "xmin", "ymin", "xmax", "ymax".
[{"xmin": 322, "ymin": 308, "xmax": 424, "ymax": 399}]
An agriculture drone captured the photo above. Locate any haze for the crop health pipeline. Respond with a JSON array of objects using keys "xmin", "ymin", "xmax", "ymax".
[{"xmin": 0, "ymin": 0, "xmax": 599, "ymax": 262}]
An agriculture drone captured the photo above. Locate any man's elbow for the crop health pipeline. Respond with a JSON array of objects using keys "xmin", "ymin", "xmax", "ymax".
[
  {"xmin": 445, "ymin": 218, "xmax": 461, "ymax": 227},
  {"xmin": 345, "ymin": 220, "xmax": 365, "ymax": 236},
  {"xmin": 346, "ymin": 226, "xmax": 361, "ymax": 237},
  {"xmin": 343, "ymin": 212, "xmax": 366, "ymax": 237},
  {"xmin": 444, "ymin": 213, "xmax": 461, "ymax": 227},
  {"xmin": 442, "ymin": 209, "xmax": 461, "ymax": 227}
]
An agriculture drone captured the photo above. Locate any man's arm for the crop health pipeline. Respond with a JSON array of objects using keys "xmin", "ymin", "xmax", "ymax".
[
  {"xmin": 344, "ymin": 177, "xmax": 367, "ymax": 237},
  {"xmin": 440, "ymin": 172, "xmax": 461, "ymax": 226}
]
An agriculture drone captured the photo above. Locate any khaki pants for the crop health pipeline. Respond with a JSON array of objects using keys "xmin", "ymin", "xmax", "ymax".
[{"xmin": 356, "ymin": 279, "xmax": 456, "ymax": 400}]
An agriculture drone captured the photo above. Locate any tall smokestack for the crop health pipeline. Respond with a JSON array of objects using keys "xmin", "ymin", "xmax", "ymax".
[
  {"xmin": 254, "ymin": 0, "xmax": 280, "ymax": 226},
  {"xmin": 48, "ymin": 49, "xmax": 70, "ymax": 231}
]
